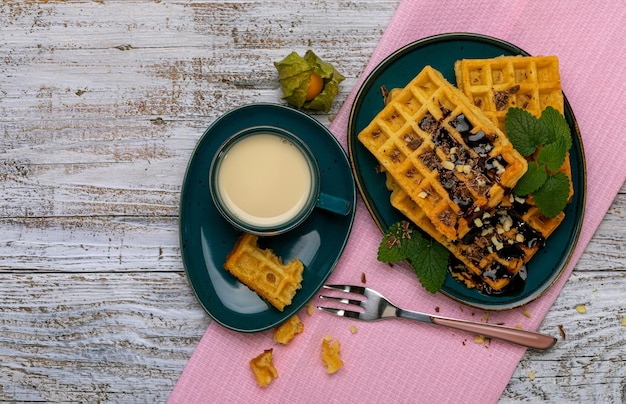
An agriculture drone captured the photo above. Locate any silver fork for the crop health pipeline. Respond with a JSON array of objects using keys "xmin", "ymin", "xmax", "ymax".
[{"xmin": 318, "ymin": 284, "xmax": 556, "ymax": 350}]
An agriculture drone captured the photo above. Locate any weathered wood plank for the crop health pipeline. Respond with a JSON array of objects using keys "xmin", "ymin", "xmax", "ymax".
[{"xmin": 0, "ymin": 272, "xmax": 207, "ymax": 402}]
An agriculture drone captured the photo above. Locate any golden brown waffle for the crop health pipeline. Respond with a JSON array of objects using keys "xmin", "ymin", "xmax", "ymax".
[
  {"xmin": 249, "ymin": 349, "xmax": 278, "ymax": 387},
  {"xmin": 358, "ymin": 66, "xmax": 527, "ymax": 241},
  {"xmin": 224, "ymin": 233, "xmax": 303, "ymax": 311},
  {"xmin": 454, "ymin": 55, "xmax": 563, "ymax": 131},
  {"xmin": 454, "ymin": 55, "xmax": 573, "ymax": 200},
  {"xmin": 451, "ymin": 55, "xmax": 573, "ymax": 291}
]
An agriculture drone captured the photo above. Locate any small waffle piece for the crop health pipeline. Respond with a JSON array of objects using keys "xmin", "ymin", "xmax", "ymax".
[
  {"xmin": 358, "ymin": 66, "xmax": 527, "ymax": 241},
  {"xmin": 249, "ymin": 349, "xmax": 278, "ymax": 387},
  {"xmin": 273, "ymin": 314, "xmax": 304, "ymax": 345},
  {"xmin": 321, "ymin": 336, "xmax": 343, "ymax": 374},
  {"xmin": 224, "ymin": 233, "xmax": 303, "ymax": 311}
]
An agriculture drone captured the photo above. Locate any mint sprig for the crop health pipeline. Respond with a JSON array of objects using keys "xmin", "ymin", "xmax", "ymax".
[
  {"xmin": 506, "ymin": 106, "xmax": 572, "ymax": 218},
  {"xmin": 377, "ymin": 221, "xmax": 449, "ymax": 293}
]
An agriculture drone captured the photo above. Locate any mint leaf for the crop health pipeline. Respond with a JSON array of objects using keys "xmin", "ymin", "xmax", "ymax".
[
  {"xmin": 505, "ymin": 108, "xmax": 547, "ymax": 156},
  {"xmin": 537, "ymin": 138, "xmax": 568, "ymax": 172},
  {"xmin": 533, "ymin": 172, "xmax": 571, "ymax": 218},
  {"xmin": 406, "ymin": 240, "xmax": 448, "ymax": 293},
  {"xmin": 377, "ymin": 222, "xmax": 408, "ymax": 263},
  {"xmin": 377, "ymin": 221, "xmax": 449, "ymax": 294},
  {"xmin": 506, "ymin": 106, "xmax": 573, "ymax": 217},
  {"xmin": 514, "ymin": 161, "xmax": 548, "ymax": 196},
  {"xmin": 540, "ymin": 106, "xmax": 572, "ymax": 150}
]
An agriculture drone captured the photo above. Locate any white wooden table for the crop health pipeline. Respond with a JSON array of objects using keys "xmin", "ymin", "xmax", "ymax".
[{"xmin": 1, "ymin": 1, "xmax": 624, "ymax": 402}]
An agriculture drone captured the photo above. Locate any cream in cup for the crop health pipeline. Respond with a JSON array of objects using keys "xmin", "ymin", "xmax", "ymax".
[{"xmin": 210, "ymin": 126, "xmax": 324, "ymax": 236}]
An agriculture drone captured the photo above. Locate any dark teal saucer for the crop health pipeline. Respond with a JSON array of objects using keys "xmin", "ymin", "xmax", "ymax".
[
  {"xmin": 180, "ymin": 103, "xmax": 356, "ymax": 331},
  {"xmin": 347, "ymin": 33, "xmax": 586, "ymax": 310}
]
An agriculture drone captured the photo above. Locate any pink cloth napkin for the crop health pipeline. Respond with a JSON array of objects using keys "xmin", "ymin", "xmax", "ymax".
[{"xmin": 170, "ymin": 1, "xmax": 626, "ymax": 402}]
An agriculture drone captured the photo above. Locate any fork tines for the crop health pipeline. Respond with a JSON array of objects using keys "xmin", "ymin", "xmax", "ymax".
[
  {"xmin": 323, "ymin": 284, "xmax": 366, "ymax": 294},
  {"xmin": 317, "ymin": 284, "xmax": 367, "ymax": 319}
]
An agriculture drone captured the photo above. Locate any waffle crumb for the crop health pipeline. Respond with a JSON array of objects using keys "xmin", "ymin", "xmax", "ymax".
[
  {"xmin": 474, "ymin": 335, "xmax": 486, "ymax": 345},
  {"xmin": 515, "ymin": 324, "xmax": 523, "ymax": 329},
  {"xmin": 349, "ymin": 325, "xmax": 358, "ymax": 334},
  {"xmin": 528, "ymin": 371, "xmax": 536, "ymax": 381},
  {"xmin": 621, "ymin": 316, "xmax": 626, "ymax": 326},
  {"xmin": 273, "ymin": 315, "xmax": 304, "ymax": 345},
  {"xmin": 575, "ymin": 305, "xmax": 587, "ymax": 314},
  {"xmin": 306, "ymin": 303, "xmax": 315, "ymax": 316},
  {"xmin": 321, "ymin": 337, "xmax": 344, "ymax": 374},
  {"xmin": 249, "ymin": 349, "xmax": 278, "ymax": 387},
  {"xmin": 522, "ymin": 309, "xmax": 532, "ymax": 318}
]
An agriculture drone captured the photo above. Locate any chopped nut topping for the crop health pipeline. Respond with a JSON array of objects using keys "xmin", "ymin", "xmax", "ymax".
[
  {"xmin": 481, "ymin": 227, "xmax": 494, "ymax": 236},
  {"xmin": 442, "ymin": 160, "xmax": 455, "ymax": 170},
  {"xmin": 418, "ymin": 191, "xmax": 428, "ymax": 199},
  {"xmin": 492, "ymin": 159, "xmax": 506, "ymax": 175},
  {"xmin": 474, "ymin": 218, "xmax": 483, "ymax": 227},
  {"xmin": 491, "ymin": 235, "xmax": 504, "ymax": 251}
]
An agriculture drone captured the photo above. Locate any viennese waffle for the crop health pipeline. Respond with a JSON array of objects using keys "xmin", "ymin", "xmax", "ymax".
[
  {"xmin": 449, "ymin": 55, "xmax": 573, "ymax": 292},
  {"xmin": 224, "ymin": 233, "xmax": 303, "ymax": 311},
  {"xmin": 387, "ymin": 172, "xmax": 544, "ymax": 292},
  {"xmin": 358, "ymin": 65, "xmax": 528, "ymax": 241}
]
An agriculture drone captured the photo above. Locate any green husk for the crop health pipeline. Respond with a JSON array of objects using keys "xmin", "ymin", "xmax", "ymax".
[{"xmin": 274, "ymin": 50, "xmax": 344, "ymax": 112}]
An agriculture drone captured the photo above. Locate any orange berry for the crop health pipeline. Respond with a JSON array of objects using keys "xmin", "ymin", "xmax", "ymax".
[{"xmin": 305, "ymin": 72, "xmax": 324, "ymax": 101}]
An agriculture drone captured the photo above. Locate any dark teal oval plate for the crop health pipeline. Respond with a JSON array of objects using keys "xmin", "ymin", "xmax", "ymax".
[
  {"xmin": 181, "ymin": 103, "xmax": 356, "ymax": 331},
  {"xmin": 348, "ymin": 33, "xmax": 586, "ymax": 310}
]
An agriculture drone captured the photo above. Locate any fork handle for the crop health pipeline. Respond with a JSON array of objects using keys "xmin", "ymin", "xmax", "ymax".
[{"xmin": 430, "ymin": 316, "xmax": 556, "ymax": 349}]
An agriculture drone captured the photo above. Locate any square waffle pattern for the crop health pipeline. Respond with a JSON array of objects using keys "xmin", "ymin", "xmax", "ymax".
[
  {"xmin": 358, "ymin": 65, "xmax": 528, "ymax": 241},
  {"xmin": 224, "ymin": 233, "xmax": 303, "ymax": 311},
  {"xmin": 387, "ymin": 172, "xmax": 546, "ymax": 292},
  {"xmin": 450, "ymin": 55, "xmax": 573, "ymax": 292},
  {"xmin": 454, "ymin": 55, "xmax": 563, "ymax": 132}
]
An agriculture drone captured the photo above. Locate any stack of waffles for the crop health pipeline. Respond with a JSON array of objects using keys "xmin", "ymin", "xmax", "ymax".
[{"xmin": 358, "ymin": 58, "xmax": 572, "ymax": 294}]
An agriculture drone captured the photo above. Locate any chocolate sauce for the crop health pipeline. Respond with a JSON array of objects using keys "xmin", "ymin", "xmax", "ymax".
[
  {"xmin": 419, "ymin": 112, "xmax": 439, "ymax": 133},
  {"xmin": 449, "ymin": 114, "xmax": 495, "ymax": 158},
  {"xmin": 432, "ymin": 127, "xmax": 458, "ymax": 154},
  {"xmin": 447, "ymin": 257, "xmax": 528, "ymax": 297},
  {"xmin": 497, "ymin": 244, "xmax": 524, "ymax": 260},
  {"xmin": 439, "ymin": 168, "xmax": 473, "ymax": 212},
  {"xmin": 449, "ymin": 113, "xmax": 471, "ymax": 136}
]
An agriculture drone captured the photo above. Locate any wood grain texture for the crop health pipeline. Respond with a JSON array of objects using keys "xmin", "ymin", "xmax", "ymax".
[{"xmin": 0, "ymin": 1, "xmax": 624, "ymax": 402}]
